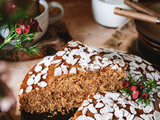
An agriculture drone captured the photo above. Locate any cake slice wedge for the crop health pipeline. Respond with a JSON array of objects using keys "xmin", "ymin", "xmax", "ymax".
[{"xmin": 19, "ymin": 41, "xmax": 127, "ymax": 115}]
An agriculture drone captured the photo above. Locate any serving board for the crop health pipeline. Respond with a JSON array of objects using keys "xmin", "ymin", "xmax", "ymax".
[{"xmin": 0, "ymin": 20, "xmax": 72, "ymax": 62}]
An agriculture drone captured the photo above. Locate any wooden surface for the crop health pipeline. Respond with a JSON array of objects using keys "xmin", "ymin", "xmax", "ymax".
[
  {"xmin": 2, "ymin": 1, "xmax": 136, "ymax": 120},
  {"xmin": 0, "ymin": 20, "xmax": 72, "ymax": 61},
  {"xmin": 2, "ymin": 0, "xmax": 159, "ymax": 120},
  {"xmin": 0, "ymin": 112, "xmax": 14, "ymax": 120}
]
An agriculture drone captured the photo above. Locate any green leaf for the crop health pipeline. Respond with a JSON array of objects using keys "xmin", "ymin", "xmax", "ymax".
[
  {"xmin": 145, "ymin": 99, "xmax": 150, "ymax": 106},
  {"xmin": 25, "ymin": 44, "xmax": 41, "ymax": 55}
]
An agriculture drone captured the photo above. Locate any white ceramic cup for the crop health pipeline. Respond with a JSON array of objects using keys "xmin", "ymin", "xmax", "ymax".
[
  {"xmin": 92, "ymin": 0, "xmax": 132, "ymax": 28},
  {"xmin": 35, "ymin": 0, "xmax": 64, "ymax": 41},
  {"xmin": 0, "ymin": 0, "xmax": 64, "ymax": 43}
]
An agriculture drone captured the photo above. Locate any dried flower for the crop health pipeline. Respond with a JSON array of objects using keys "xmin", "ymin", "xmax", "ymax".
[
  {"xmin": 0, "ymin": 18, "xmax": 42, "ymax": 58},
  {"xmin": 30, "ymin": 18, "xmax": 42, "ymax": 32},
  {"xmin": 142, "ymin": 93, "xmax": 148, "ymax": 100},
  {"xmin": 123, "ymin": 81, "xmax": 130, "ymax": 88},
  {"xmin": 16, "ymin": 20, "xmax": 30, "ymax": 34},
  {"xmin": 137, "ymin": 84, "xmax": 144, "ymax": 90}
]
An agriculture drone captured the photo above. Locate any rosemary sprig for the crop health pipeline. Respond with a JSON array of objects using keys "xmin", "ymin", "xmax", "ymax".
[{"xmin": 122, "ymin": 73, "xmax": 158, "ymax": 106}]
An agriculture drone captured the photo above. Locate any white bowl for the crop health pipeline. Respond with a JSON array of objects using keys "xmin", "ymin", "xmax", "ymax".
[{"xmin": 92, "ymin": 0, "xmax": 132, "ymax": 28}]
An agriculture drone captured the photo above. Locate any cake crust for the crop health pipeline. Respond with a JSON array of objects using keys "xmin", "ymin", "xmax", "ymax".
[{"xmin": 19, "ymin": 41, "xmax": 127, "ymax": 114}]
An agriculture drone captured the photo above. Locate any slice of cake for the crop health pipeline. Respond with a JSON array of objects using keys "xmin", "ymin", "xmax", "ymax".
[
  {"xmin": 70, "ymin": 48, "xmax": 160, "ymax": 120},
  {"xmin": 19, "ymin": 41, "xmax": 127, "ymax": 115}
]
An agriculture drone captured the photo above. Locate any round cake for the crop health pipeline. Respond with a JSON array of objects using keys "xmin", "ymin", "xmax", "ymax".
[{"xmin": 19, "ymin": 41, "xmax": 160, "ymax": 120}]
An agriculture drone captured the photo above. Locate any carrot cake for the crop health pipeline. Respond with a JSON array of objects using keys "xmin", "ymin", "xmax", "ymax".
[{"xmin": 19, "ymin": 41, "xmax": 127, "ymax": 115}]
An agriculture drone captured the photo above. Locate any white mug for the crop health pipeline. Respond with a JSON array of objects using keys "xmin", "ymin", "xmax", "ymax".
[
  {"xmin": 35, "ymin": 0, "xmax": 64, "ymax": 41},
  {"xmin": 92, "ymin": 0, "xmax": 132, "ymax": 28},
  {"xmin": 0, "ymin": 0, "xmax": 64, "ymax": 44}
]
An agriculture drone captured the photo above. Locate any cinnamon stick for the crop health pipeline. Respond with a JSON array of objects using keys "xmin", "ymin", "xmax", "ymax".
[
  {"xmin": 114, "ymin": 7, "xmax": 159, "ymax": 24},
  {"xmin": 124, "ymin": 0, "xmax": 160, "ymax": 17}
]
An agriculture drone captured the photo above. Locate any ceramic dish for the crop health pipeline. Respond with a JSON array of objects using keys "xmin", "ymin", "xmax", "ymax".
[
  {"xmin": 134, "ymin": 2, "xmax": 160, "ymax": 71},
  {"xmin": 137, "ymin": 39, "xmax": 160, "ymax": 71},
  {"xmin": 134, "ymin": 3, "xmax": 160, "ymax": 44}
]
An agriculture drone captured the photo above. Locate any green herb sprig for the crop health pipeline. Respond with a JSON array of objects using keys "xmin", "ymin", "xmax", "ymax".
[
  {"xmin": 122, "ymin": 73, "xmax": 158, "ymax": 106},
  {"xmin": 0, "ymin": 18, "xmax": 42, "ymax": 58}
]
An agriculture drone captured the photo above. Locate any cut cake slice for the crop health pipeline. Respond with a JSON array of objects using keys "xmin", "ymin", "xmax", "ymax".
[
  {"xmin": 70, "ymin": 47, "xmax": 160, "ymax": 120},
  {"xmin": 19, "ymin": 41, "xmax": 127, "ymax": 115}
]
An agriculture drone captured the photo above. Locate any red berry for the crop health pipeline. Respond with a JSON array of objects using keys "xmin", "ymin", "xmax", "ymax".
[{"xmin": 130, "ymin": 86, "xmax": 137, "ymax": 91}]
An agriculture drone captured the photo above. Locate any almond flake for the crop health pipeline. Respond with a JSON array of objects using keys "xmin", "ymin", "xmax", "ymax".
[
  {"xmin": 56, "ymin": 51, "xmax": 65, "ymax": 56},
  {"xmin": 19, "ymin": 89, "xmax": 23, "ymax": 95},
  {"xmin": 154, "ymin": 111, "xmax": 160, "ymax": 120},
  {"xmin": 37, "ymin": 81, "xmax": 47, "ymax": 87},
  {"xmin": 82, "ymin": 100, "xmax": 90, "ymax": 107},
  {"xmin": 34, "ymin": 73, "xmax": 41, "ymax": 84},
  {"xmin": 95, "ymin": 102, "xmax": 104, "ymax": 108},
  {"xmin": 54, "ymin": 67, "xmax": 62, "ymax": 76},
  {"xmin": 26, "ymin": 86, "xmax": 32, "ymax": 93},
  {"xmin": 35, "ymin": 65, "xmax": 42, "ymax": 72},
  {"xmin": 69, "ymin": 67, "xmax": 77, "ymax": 74},
  {"xmin": 88, "ymin": 104, "xmax": 98, "ymax": 114},
  {"xmin": 27, "ymin": 77, "xmax": 34, "ymax": 85}
]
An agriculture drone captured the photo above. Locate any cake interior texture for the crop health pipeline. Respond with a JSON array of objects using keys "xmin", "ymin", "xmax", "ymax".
[{"xmin": 19, "ymin": 41, "xmax": 126, "ymax": 115}]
